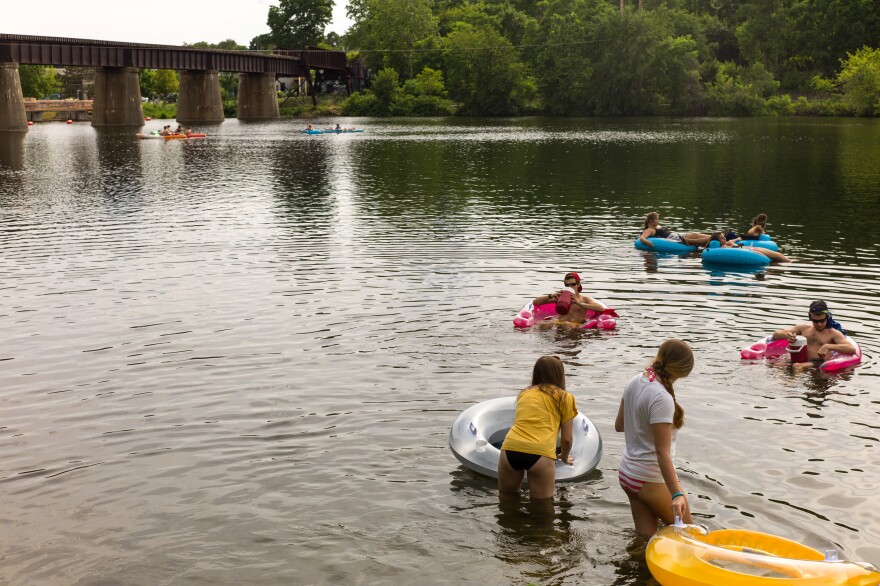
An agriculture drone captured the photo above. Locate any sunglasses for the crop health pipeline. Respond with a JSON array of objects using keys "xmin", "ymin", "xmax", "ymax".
[
  {"xmin": 810, "ymin": 316, "xmax": 828, "ymax": 324},
  {"xmin": 564, "ymin": 282, "xmax": 577, "ymax": 287}
]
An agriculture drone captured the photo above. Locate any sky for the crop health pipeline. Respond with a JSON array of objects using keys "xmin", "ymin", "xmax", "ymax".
[{"xmin": 3, "ymin": 0, "xmax": 353, "ymax": 47}]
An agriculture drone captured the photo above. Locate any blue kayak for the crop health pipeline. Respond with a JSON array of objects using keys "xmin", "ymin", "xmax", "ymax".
[
  {"xmin": 323, "ymin": 128, "xmax": 364, "ymax": 133},
  {"xmin": 302, "ymin": 129, "xmax": 324, "ymax": 135},
  {"xmin": 634, "ymin": 237, "xmax": 697, "ymax": 253}
]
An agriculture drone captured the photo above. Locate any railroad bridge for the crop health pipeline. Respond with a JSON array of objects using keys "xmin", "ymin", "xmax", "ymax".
[{"xmin": 0, "ymin": 33, "xmax": 349, "ymax": 132}]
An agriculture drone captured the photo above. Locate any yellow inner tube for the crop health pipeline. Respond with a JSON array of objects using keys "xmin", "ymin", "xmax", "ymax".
[{"xmin": 647, "ymin": 525, "xmax": 880, "ymax": 586}]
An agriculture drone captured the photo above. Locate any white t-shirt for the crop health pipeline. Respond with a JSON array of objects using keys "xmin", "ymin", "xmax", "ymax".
[{"xmin": 618, "ymin": 373, "xmax": 677, "ymax": 483}]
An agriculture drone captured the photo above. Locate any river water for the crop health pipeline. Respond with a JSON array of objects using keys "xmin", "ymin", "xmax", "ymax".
[{"xmin": 1, "ymin": 117, "xmax": 879, "ymax": 585}]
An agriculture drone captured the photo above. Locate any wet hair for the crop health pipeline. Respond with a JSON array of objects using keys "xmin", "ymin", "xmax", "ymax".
[
  {"xmin": 644, "ymin": 211, "xmax": 659, "ymax": 229},
  {"xmin": 710, "ymin": 231, "xmax": 724, "ymax": 242},
  {"xmin": 752, "ymin": 213, "xmax": 767, "ymax": 228},
  {"xmin": 651, "ymin": 339, "xmax": 693, "ymax": 429},
  {"xmin": 527, "ymin": 355, "xmax": 566, "ymax": 403}
]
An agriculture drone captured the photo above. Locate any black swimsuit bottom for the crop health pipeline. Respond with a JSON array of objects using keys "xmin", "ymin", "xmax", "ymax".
[{"xmin": 505, "ymin": 450, "xmax": 542, "ymax": 471}]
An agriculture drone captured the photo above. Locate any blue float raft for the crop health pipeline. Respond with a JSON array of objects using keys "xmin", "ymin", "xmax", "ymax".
[
  {"xmin": 738, "ymin": 234, "xmax": 779, "ymax": 252},
  {"xmin": 702, "ymin": 240, "xmax": 770, "ymax": 266},
  {"xmin": 634, "ymin": 237, "xmax": 697, "ymax": 253}
]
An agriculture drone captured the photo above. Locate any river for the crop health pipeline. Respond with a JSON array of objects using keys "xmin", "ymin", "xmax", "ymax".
[{"xmin": 1, "ymin": 117, "xmax": 879, "ymax": 585}]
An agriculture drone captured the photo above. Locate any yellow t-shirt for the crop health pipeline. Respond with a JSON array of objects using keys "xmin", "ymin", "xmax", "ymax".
[{"xmin": 500, "ymin": 387, "xmax": 578, "ymax": 459}]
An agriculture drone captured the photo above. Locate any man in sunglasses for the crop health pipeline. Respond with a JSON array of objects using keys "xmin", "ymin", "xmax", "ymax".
[
  {"xmin": 771, "ymin": 300, "xmax": 855, "ymax": 363},
  {"xmin": 532, "ymin": 272, "xmax": 612, "ymax": 326}
]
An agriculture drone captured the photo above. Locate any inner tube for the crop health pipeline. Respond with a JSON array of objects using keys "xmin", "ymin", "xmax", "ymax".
[
  {"xmin": 738, "ymin": 239, "xmax": 779, "ymax": 252},
  {"xmin": 647, "ymin": 523, "xmax": 880, "ymax": 586},
  {"xmin": 634, "ymin": 237, "xmax": 697, "ymax": 253},
  {"xmin": 513, "ymin": 302, "xmax": 617, "ymax": 330},
  {"xmin": 740, "ymin": 334, "xmax": 861, "ymax": 372},
  {"xmin": 702, "ymin": 240, "xmax": 770, "ymax": 266},
  {"xmin": 449, "ymin": 396, "xmax": 602, "ymax": 482}
]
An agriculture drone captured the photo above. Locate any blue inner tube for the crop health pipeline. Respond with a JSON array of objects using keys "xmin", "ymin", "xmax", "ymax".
[
  {"xmin": 702, "ymin": 241, "xmax": 770, "ymax": 266},
  {"xmin": 736, "ymin": 234, "xmax": 779, "ymax": 252},
  {"xmin": 634, "ymin": 237, "xmax": 697, "ymax": 253}
]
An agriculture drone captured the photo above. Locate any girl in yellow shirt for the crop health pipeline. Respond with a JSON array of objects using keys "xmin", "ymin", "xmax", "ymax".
[{"xmin": 498, "ymin": 356, "xmax": 578, "ymax": 500}]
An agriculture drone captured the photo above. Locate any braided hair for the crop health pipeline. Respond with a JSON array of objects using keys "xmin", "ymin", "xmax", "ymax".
[{"xmin": 651, "ymin": 339, "xmax": 694, "ymax": 429}]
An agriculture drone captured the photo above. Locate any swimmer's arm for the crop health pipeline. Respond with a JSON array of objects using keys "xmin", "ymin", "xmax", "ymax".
[
  {"xmin": 639, "ymin": 228, "xmax": 655, "ymax": 246},
  {"xmin": 534, "ymin": 292, "xmax": 560, "ymax": 305},
  {"xmin": 772, "ymin": 325, "xmax": 803, "ymax": 342},
  {"xmin": 819, "ymin": 332, "xmax": 855, "ymax": 357},
  {"xmin": 614, "ymin": 400, "xmax": 624, "ymax": 432},
  {"xmin": 575, "ymin": 295, "xmax": 605, "ymax": 312},
  {"xmin": 557, "ymin": 418, "xmax": 574, "ymax": 464},
  {"xmin": 653, "ymin": 422, "xmax": 692, "ymax": 523}
]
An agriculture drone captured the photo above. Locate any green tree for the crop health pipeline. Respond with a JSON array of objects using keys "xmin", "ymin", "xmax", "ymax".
[
  {"xmin": 442, "ymin": 22, "xmax": 537, "ymax": 115},
  {"xmin": 837, "ymin": 46, "xmax": 880, "ymax": 116},
  {"xmin": 371, "ymin": 67, "xmax": 402, "ymax": 112},
  {"xmin": 266, "ymin": 0, "xmax": 333, "ymax": 48},
  {"xmin": 139, "ymin": 68, "xmax": 157, "ymax": 98},
  {"xmin": 351, "ymin": 0, "xmax": 438, "ymax": 78},
  {"xmin": 154, "ymin": 69, "xmax": 180, "ymax": 98},
  {"xmin": 18, "ymin": 65, "xmax": 62, "ymax": 98}
]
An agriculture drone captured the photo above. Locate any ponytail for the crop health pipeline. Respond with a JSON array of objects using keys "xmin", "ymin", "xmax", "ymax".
[{"xmin": 644, "ymin": 211, "xmax": 659, "ymax": 229}]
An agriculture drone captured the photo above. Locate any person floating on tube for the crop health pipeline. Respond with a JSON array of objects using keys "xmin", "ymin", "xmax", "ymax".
[
  {"xmin": 771, "ymin": 300, "xmax": 855, "ymax": 365},
  {"xmin": 531, "ymin": 272, "xmax": 618, "ymax": 328}
]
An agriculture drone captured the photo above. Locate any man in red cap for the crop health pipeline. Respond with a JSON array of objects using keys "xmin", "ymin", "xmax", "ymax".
[{"xmin": 532, "ymin": 272, "xmax": 612, "ymax": 326}]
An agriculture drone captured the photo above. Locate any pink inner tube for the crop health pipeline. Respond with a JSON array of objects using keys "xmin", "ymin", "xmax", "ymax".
[
  {"xmin": 740, "ymin": 335, "xmax": 861, "ymax": 371},
  {"xmin": 513, "ymin": 302, "xmax": 617, "ymax": 330}
]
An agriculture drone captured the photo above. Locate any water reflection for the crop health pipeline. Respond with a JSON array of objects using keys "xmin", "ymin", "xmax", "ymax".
[
  {"xmin": 0, "ymin": 132, "xmax": 25, "ymax": 170},
  {"xmin": 494, "ymin": 492, "xmax": 580, "ymax": 584}
]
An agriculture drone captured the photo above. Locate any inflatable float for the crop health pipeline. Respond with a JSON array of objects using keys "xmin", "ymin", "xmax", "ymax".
[
  {"xmin": 448, "ymin": 396, "xmax": 602, "ymax": 482},
  {"xmin": 741, "ymin": 335, "xmax": 861, "ymax": 372},
  {"xmin": 702, "ymin": 240, "xmax": 771, "ymax": 266},
  {"xmin": 647, "ymin": 521, "xmax": 880, "ymax": 586},
  {"xmin": 635, "ymin": 237, "xmax": 697, "ymax": 253},
  {"xmin": 739, "ymin": 234, "xmax": 779, "ymax": 252},
  {"xmin": 513, "ymin": 301, "xmax": 617, "ymax": 330}
]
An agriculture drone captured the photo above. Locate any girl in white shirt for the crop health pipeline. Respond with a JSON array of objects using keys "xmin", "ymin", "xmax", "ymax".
[{"xmin": 615, "ymin": 339, "xmax": 694, "ymax": 537}]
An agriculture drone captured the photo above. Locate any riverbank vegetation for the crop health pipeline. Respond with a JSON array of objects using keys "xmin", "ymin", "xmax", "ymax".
[{"xmin": 282, "ymin": 0, "xmax": 879, "ymax": 117}]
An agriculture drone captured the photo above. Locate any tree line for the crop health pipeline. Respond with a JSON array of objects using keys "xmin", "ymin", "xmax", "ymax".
[{"xmin": 16, "ymin": 0, "xmax": 880, "ymax": 117}]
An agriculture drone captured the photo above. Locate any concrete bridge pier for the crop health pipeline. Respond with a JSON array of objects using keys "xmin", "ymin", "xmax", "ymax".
[
  {"xmin": 0, "ymin": 63, "xmax": 28, "ymax": 133},
  {"xmin": 92, "ymin": 67, "xmax": 144, "ymax": 127},
  {"xmin": 237, "ymin": 73, "xmax": 279, "ymax": 121},
  {"xmin": 177, "ymin": 70, "xmax": 224, "ymax": 124}
]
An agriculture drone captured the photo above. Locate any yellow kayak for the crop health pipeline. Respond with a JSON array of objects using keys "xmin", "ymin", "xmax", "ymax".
[{"xmin": 647, "ymin": 523, "xmax": 880, "ymax": 586}]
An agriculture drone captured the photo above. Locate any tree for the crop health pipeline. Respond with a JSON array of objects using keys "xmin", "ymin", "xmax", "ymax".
[
  {"xmin": 266, "ymin": 0, "xmax": 333, "ymax": 48},
  {"xmin": 18, "ymin": 65, "xmax": 62, "ymax": 99},
  {"xmin": 139, "ymin": 68, "xmax": 157, "ymax": 98},
  {"xmin": 442, "ymin": 22, "xmax": 537, "ymax": 115},
  {"xmin": 352, "ymin": 0, "xmax": 438, "ymax": 78},
  {"xmin": 154, "ymin": 69, "xmax": 179, "ymax": 98},
  {"xmin": 837, "ymin": 46, "xmax": 880, "ymax": 116}
]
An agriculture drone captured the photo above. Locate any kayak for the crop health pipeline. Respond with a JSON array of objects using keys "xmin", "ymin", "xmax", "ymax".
[
  {"xmin": 302, "ymin": 129, "xmax": 324, "ymax": 135},
  {"xmin": 164, "ymin": 133, "xmax": 206, "ymax": 139},
  {"xmin": 322, "ymin": 128, "xmax": 364, "ymax": 133},
  {"xmin": 136, "ymin": 133, "xmax": 163, "ymax": 139}
]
